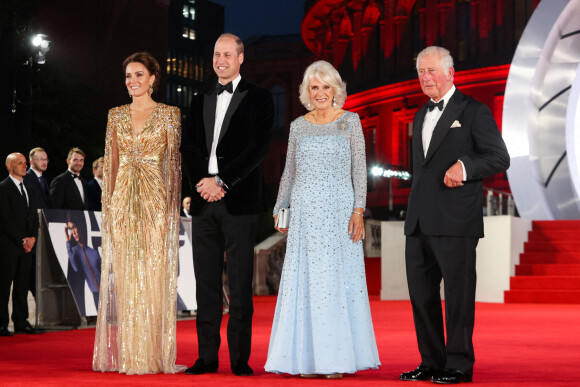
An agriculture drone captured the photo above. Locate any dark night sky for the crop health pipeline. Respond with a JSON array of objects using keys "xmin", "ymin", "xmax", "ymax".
[{"xmin": 211, "ymin": 0, "xmax": 304, "ymax": 39}]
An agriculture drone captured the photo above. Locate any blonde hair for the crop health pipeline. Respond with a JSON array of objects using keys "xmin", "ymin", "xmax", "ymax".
[
  {"xmin": 67, "ymin": 147, "xmax": 85, "ymax": 159},
  {"xmin": 92, "ymin": 157, "xmax": 104, "ymax": 170},
  {"xmin": 299, "ymin": 60, "xmax": 347, "ymax": 111},
  {"xmin": 29, "ymin": 147, "xmax": 46, "ymax": 159}
]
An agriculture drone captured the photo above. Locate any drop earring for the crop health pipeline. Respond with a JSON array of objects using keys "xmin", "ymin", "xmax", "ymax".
[
  {"xmin": 332, "ymin": 97, "xmax": 336, "ymax": 107},
  {"xmin": 148, "ymin": 85, "xmax": 154, "ymax": 95}
]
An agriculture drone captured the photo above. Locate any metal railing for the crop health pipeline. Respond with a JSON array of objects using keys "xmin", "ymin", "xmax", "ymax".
[{"xmin": 483, "ymin": 187, "xmax": 515, "ymax": 216}]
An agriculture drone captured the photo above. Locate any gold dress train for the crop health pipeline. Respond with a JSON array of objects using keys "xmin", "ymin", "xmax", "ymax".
[{"xmin": 92, "ymin": 103, "xmax": 182, "ymax": 374}]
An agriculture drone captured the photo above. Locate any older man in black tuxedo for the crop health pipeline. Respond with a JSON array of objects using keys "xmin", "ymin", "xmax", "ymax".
[
  {"xmin": 0, "ymin": 153, "xmax": 41, "ymax": 336},
  {"xmin": 400, "ymin": 46, "xmax": 510, "ymax": 384},
  {"xmin": 181, "ymin": 33, "xmax": 274, "ymax": 377},
  {"xmin": 49, "ymin": 147, "xmax": 89, "ymax": 316}
]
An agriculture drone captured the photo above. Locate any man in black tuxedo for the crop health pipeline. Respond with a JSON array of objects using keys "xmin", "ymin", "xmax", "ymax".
[
  {"xmin": 22, "ymin": 147, "xmax": 52, "ymax": 299},
  {"xmin": 400, "ymin": 47, "xmax": 510, "ymax": 384},
  {"xmin": 50, "ymin": 147, "xmax": 89, "ymax": 316},
  {"xmin": 181, "ymin": 33, "xmax": 274, "ymax": 377},
  {"xmin": 50, "ymin": 147, "xmax": 89, "ymax": 211},
  {"xmin": 87, "ymin": 157, "xmax": 103, "ymax": 211},
  {"xmin": 0, "ymin": 153, "xmax": 41, "ymax": 336}
]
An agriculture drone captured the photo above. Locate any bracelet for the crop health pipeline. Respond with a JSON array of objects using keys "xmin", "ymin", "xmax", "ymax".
[{"xmin": 352, "ymin": 211, "xmax": 363, "ymax": 217}]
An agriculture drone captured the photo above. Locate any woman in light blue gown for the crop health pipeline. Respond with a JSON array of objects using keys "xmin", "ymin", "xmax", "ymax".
[{"xmin": 265, "ymin": 60, "xmax": 380, "ymax": 378}]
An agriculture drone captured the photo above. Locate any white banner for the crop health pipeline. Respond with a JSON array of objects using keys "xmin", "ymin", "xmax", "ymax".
[{"xmin": 43, "ymin": 209, "xmax": 196, "ymax": 317}]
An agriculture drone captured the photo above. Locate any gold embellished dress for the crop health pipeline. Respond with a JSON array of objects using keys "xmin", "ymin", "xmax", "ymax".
[{"xmin": 92, "ymin": 103, "xmax": 182, "ymax": 374}]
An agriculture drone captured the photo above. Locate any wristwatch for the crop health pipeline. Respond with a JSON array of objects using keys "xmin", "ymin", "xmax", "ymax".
[{"xmin": 214, "ymin": 175, "xmax": 228, "ymax": 189}]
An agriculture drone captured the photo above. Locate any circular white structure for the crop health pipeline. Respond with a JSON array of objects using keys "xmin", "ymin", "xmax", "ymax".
[{"xmin": 503, "ymin": 0, "xmax": 580, "ymax": 219}]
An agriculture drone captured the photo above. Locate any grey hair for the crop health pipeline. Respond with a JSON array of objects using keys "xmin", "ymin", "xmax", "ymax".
[
  {"xmin": 416, "ymin": 46, "xmax": 454, "ymax": 75},
  {"xmin": 299, "ymin": 60, "xmax": 347, "ymax": 111}
]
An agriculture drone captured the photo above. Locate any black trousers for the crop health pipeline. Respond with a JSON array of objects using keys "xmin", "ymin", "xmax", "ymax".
[
  {"xmin": 405, "ymin": 227, "xmax": 478, "ymax": 377},
  {"xmin": 0, "ymin": 250, "xmax": 33, "ymax": 329},
  {"xmin": 191, "ymin": 200, "xmax": 257, "ymax": 366}
]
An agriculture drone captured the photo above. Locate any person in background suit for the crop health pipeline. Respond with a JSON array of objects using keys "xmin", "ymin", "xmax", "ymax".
[
  {"xmin": 400, "ymin": 46, "xmax": 510, "ymax": 384},
  {"xmin": 181, "ymin": 33, "xmax": 275, "ymax": 377},
  {"xmin": 50, "ymin": 147, "xmax": 89, "ymax": 316},
  {"xmin": 180, "ymin": 196, "xmax": 192, "ymax": 218},
  {"xmin": 87, "ymin": 157, "xmax": 104, "ymax": 211},
  {"xmin": 0, "ymin": 153, "xmax": 43, "ymax": 336},
  {"xmin": 23, "ymin": 147, "xmax": 52, "ymax": 210},
  {"xmin": 50, "ymin": 147, "xmax": 89, "ymax": 211},
  {"xmin": 23, "ymin": 147, "xmax": 52, "ymax": 299}
]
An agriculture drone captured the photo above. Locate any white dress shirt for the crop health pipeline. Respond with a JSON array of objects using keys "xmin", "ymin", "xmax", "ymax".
[
  {"xmin": 421, "ymin": 85, "xmax": 466, "ymax": 180},
  {"xmin": 9, "ymin": 174, "xmax": 29, "ymax": 206},
  {"xmin": 95, "ymin": 177, "xmax": 103, "ymax": 189},
  {"xmin": 69, "ymin": 168, "xmax": 85, "ymax": 203},
  {"xmin": 208, "ymin": 74, "xmax": 242, "ymax": 175}
]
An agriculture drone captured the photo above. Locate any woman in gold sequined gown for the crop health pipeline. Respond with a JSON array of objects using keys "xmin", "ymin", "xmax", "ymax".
[{"xmin": 92, "ymin": 52, "xmax": 182, "ymax": 374}]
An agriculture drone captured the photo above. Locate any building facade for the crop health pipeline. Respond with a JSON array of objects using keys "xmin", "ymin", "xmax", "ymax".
[
  {"xmin": 167, "ymin": 0, "xmax": 224, "ymax": 113},
  {"xmin": 301, "ymin": 0, "xmax": 540, "ymax": 216}
]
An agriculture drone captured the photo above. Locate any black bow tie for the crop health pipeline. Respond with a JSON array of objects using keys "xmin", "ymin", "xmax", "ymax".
[
  {"xmin": 427, "ymin": 100, "xmax": 444, "ymax": 111},
  {"xmin": 216, "ymin": 82, "xmax": 233, "ymax": 95},
  {"xmin": 71, "ymin": 173, "xmax": 79, "ymax": 179}
]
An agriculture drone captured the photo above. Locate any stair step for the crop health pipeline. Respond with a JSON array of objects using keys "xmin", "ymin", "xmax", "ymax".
[
  {"xmin": 505, "ymin": 290, "xmax": 580, "ymax": 304},
  {"xmin": 528, "ymin": 229, "xmax": 580, "ymax": 241},
  {"xmin": 520, "ymin": 252, "xmax": 580, "ymax": 264},
  {"xmin": 510, "ymin": 276, "xmax": 580, "ymax": 290},
  {"xmin": 532, "ymin": 220, "xmax": 580, "ymax": 231},
  {"xmin": 516, "ymin": 264, "xmax": 580, "ymax": 276},
  {"xmin": 524, "ymin": 241, "xmax": 580, "ymax": 253}
]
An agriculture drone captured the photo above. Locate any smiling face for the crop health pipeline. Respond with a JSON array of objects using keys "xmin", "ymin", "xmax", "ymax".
[
  {"xmin": 417, "ymin": 53, "xmax": 454, "ymax": 102},
  {"xmin": 125, "ymin": 61, "xmax": 155, "ymax": 98},
  {"xmin": 308, "ymin": 77, "xmax": 335, "ymax": 111},
  {"xmin": 213, "ymin": 37, "xmax": 243, "ymax": 84},
  {"xmin": 67, "ymin": 152, "xmax": 84, "ymax": 174}
]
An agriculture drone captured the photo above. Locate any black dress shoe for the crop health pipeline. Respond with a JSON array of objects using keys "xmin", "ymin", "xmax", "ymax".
[
  {"xmin": 431, "ymin": 369, "xmax": 472, "ymax": 384},
  {"xmin": 14, "ymin": 322, "xmax": 45, "ymax": 335},
  {"xmin": 0, "ymin": 326, "xmax": 13, "ymax": 337},
  {"xmin": 400, "ymin": 366, "xmax": 439, "ymax": 381},
  {"xmin": 185, "ymin": 358, "xmax": 219, "ymax": 375},
  {"xmin": 231, "ymin": 360, "xmax": 253, "ymax": 376}
]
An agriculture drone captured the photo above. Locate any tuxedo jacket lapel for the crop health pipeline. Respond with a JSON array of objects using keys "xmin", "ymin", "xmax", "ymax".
[
  {"xmin": 424, "ymin": 90, "xmax": 468, "ymax": 163},
  {"xmin": 219, "ymin": 86, "xmax": 248, "ymax": 143},
  {"xmin": 204, "ymin": 91, "xmax": 217, "ymax": 152}
]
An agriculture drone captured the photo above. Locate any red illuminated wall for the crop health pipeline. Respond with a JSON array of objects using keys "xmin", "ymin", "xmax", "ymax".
[{"xmin": 299, "ymin": 0, "xmax": 539, "ymax": 215}]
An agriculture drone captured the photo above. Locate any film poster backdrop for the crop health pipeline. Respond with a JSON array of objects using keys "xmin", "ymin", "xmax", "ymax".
[{"xmin": 43, "ymin": 209, "xmax": 196, "ymax": 317}]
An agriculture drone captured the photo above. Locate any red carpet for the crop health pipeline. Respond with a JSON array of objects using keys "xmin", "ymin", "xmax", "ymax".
[
  {"xmin": 1, "ymin": 296, "xmax": 579, "ymax": 386},
  {"xmin": 505, "ymin": 220, "xmax": 580, "ymax": 303}
]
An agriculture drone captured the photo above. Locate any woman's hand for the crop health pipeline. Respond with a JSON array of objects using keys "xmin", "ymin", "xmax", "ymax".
[
  {"xmin": 274, "ymin": 214, "xmax": 288, "ymax": 234},
  {"xmin": 349, "ymin": 208, "xmax": 365, "ymax": 243}
]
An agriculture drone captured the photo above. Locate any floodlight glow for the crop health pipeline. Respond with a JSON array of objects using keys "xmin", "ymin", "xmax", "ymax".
[{"xmin": 32, "ymin": 35, "xmax": 43, "ymax": 46}]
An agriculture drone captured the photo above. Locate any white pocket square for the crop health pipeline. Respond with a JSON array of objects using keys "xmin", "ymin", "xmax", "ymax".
[{"xmin": 450, "ymin": 120, "xmax": 462, "ymax": 128}]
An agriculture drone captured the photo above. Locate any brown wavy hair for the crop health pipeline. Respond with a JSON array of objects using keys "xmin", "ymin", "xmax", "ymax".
[{"xmin": 123, "ymin": 52, "xmax": 161, "ymax": 92}]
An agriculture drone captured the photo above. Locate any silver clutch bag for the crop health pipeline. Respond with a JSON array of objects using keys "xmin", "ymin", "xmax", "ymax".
[{"xmin": 275, "ymin": 208, "xmax": 290, "ymax": 228}]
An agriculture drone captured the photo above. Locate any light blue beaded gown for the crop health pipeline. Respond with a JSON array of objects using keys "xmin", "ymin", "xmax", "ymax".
[{"xmin": 265, "ymin": 111, "xmax": 380, "ymax": 375}]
